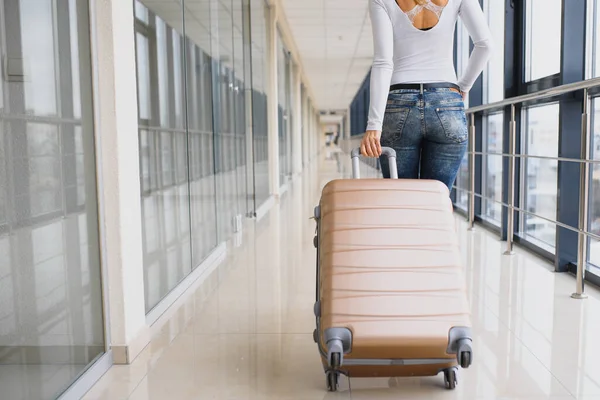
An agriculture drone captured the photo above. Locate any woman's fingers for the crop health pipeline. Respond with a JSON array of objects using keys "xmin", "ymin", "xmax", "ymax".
[
  {"xmin": 367, "ymin": 137, "xmax": 376, "ymax": 157},
  {"xmin": 361, "ymin": 137, "xmax": 372, "ymax": 157},
  {"xmin": 369, "ymin": 138, "xmax": 378, "ymax": 158},
  {"xmin": 361, "ymin": 131, "xmax": 383, "ymax": 158}
]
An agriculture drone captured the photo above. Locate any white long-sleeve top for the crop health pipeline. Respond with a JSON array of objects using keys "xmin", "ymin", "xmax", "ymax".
[{"xmin": 366, "ymin": 0, "xmax": 493, "ymax": 132}]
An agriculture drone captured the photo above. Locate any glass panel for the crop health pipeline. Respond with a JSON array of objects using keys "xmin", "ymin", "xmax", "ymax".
[
  {"xmin": 21, "ymin": 0, "xmax": 57, "ymax": 116},
  {"xmin": 301, "ymin": 84, "xmax": 306, "ymax": 167},
  {"xmin": 454, "ymin": 156, "xmax": 469, "ymax": 211},
  {"xmin": 214, "ymin": 0, "xmax": 237, "ymax": 241},
  {"xmin": 520, "ymin": 104, "xmax": 559, "ymax": 251},
  {"xmin": 286, "ymin": 56, "xmax": 294, "ymax": 175},
  {"xmin": 483, "ymin": 0, "xmax": 505, "ymax": 103},
  {"xmin": 232, "ymin": 0, "xmax": 248, "ymax": 218},
  {"xmin": 135, "ymin": 32, "xmax": 151, "ymax": 121},
  {"xmin": 482, "ymin": 113, "xmax": 504, "ymax": 225},
  {"xmin": 525, "ymin": 0, "xmax": 562, "ymax": 81},
  {"xmin": 182, "ymin": 3, "xmax": 218, "ymax": 268},
  {"xmin": 588, "ymin": 0, "xmax": 600, "ymax": 78},
  {"xmin": 451, "ymin": 17, "xmax": 468, "ymax": 212},
  {"xmin": 455, "ymin": 19, "xmax": 470, "ymax": 108},
  {"xmin": 588, "ymin": 98, "xmax": 600, "ymax": 270},
  {"xmin": 250, "ymin": 0, "xmax": 269, "ymax": 206},
  {"xmin": 0, "ymin": 0, "xmax": 105, "ymax": 398},
  {"xmin": 134, "ymin": 1, "xmax": 192, "ymax": 312},
  {"xmin": 277, "ymin": 31, "xmax": 289, "ymax": 186}
]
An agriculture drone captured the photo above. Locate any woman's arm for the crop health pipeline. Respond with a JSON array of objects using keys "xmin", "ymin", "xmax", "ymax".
[
  {"xmin": 366, "ymin": 0, "xmax": 394, "ymax": 133},
  {"xmin": 457, "ymin": 0, "xmax": 494, "ymax": 93}
]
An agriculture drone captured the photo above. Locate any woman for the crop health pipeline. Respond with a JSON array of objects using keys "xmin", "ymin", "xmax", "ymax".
[{"xmin": 360, "ymin": 0, "xmax": 492, "ymax": 190}]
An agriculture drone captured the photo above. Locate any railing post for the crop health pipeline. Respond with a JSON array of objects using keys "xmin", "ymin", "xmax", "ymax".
[
  {"xmin": 505, "ymin": 105, "xmax": 516, "ymax": 256},
  {"xmin": 572, "ymin": 89, "xmax": 590, "ymax": 300},
  {"xmin": 468, "ymin": 113, "xmax": 476, "ymax": 231}
]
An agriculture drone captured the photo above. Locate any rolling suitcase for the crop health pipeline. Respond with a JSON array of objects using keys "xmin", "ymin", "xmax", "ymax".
[{"xmin": 312, "ymin": 147, "xmax": 473, "ymax": 392}]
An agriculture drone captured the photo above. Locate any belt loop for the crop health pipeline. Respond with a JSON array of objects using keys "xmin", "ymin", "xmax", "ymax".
[{"xmin": 420, "ymin": 83, "xmax": 424, "ymax": 94}]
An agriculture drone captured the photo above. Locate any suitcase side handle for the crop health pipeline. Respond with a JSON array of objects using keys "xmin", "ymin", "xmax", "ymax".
[{"xmin": 350, "ymin": 147, "xmax": 398, "ymax": 179}]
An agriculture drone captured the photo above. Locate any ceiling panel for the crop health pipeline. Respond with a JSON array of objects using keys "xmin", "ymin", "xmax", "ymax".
[{"xmin": 282, "ymin": 0, "xmax": 372, "ymax": 111}]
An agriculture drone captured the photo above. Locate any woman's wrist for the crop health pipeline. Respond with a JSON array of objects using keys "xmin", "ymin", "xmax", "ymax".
[{"xmin": 366, "ymin": 122, "xmax": 382, "ymax": 132}]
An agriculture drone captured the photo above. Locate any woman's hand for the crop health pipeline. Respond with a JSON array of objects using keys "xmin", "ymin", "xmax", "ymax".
[{"xmin": 360, "ymin": 130, "xmax": 382, "ymax": 158}]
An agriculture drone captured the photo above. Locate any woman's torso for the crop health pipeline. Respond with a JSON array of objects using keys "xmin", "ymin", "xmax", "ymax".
[{"xmin": 381, "ymin": 0, "xmax": 461, "ymax": 85}]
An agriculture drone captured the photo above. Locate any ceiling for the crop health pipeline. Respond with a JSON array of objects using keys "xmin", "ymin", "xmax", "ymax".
[{"xmin": 281, "ymin": 0, "xmax": 373, "ymax": 112}]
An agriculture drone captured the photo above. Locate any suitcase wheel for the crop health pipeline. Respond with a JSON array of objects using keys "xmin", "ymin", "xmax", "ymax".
[
  {"xmin": 456, "ymin": 338, "xmax": 473, "ymax": 368},
  {"xmin": 459, "ymin": 350, "xmax": 472, "ymax": 369},
  {"xmin": 443, "ymin": 367, "xmax": 458, "ymax": 390},
  {"xmin": 330, "ymin": 352, "xmax": 341, "ymax": 369},
  {"xmin": 326, "ymin": 371, "xmax": 339, "ymax": 392}
]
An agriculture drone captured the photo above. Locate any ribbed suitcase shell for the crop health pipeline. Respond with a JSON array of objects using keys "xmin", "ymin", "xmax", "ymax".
[{"xmin": 314, "ymin": 178, "xmax": 472, "ymax": 380}]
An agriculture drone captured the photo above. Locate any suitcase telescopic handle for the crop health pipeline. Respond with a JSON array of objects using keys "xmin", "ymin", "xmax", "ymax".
[{"xmin": 350, "ymin": 147, "xmax": 398, "ymax": 179}]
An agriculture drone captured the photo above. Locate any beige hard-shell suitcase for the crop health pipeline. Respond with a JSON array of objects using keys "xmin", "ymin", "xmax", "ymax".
[{"xmin": 312, "ymin": 147, "xmax": 473, "ymax": 392}]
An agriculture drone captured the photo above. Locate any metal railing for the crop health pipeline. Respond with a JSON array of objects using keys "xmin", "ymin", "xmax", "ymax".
[{"xmin": 462, "ymin": 78, "xmax": 600, "ymax": 300}]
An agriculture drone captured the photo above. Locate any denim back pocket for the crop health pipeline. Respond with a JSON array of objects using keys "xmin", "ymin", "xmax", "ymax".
[
  {"xmin": 382, "ymin": 102, "xmax": 411, "ymax": 143},
  {"xmin": 435, "ymin": 105, "xmax": 468, "ymax": 143}
]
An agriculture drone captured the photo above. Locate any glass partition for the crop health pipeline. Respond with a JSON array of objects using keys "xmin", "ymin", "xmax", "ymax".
[
  {"xmin": 525, "ymin": 0, "xmax": 562, "ymax": 81},
  {"xmin": 483, "ymin": 0, "xmax": 505, "ymax": 104},
  {"xmin": 588, "ymin": 0, "xmax": 600, "ymax": 78},
  {"xmin": 0, "ymin": 0, "xmax": 105, "ymax": 398},
  {"xmin": 588, "ymin": 97, "xmax": 600, "ymax": 274},
  {"xmin": 250, "ymin": 0, "xmax": 270, "ymax": 206},
  {"xmin": 214, "ymin": 0, "xmax": 238, "ymax": 242},
  {"xmin": 481, "ymin": 113, "xmax": 504, "ymax": 225},
  {"xmin": 519, "ymin": 104, "xmax": 560, "ymax": 251},
  {"xmin": 135, "ymin": 0, "xmax": 280, "ymax": 311},
  {"xmin": 277, "ymin": 31, "xmax": 290, "ymax": 187},
  {"xmin": 233, "ymin": 0, "xmax": 249, "ymax": 217},
  {"xmin": 134, "ymin": 2, "xmax": 193, "ymax": 312},
  {"xmin": 182, "ymin": 1, "xmax": 219, "ymax": 271},
  {"xmin": 454, "ymin": 157, "xmax": 470, "ymax": 211},
  {"xmin": 455, "ymin": 19, "xmax": 470, "ymax": 108}
]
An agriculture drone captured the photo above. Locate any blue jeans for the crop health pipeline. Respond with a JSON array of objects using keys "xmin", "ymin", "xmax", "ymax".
[{"xmin": 379, "ymin": 87, "xmax": 468, "ymax": 190}]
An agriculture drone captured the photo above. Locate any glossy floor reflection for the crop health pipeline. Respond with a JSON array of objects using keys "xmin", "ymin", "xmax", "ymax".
[{"xmin": 84, "ymin": 152, "xmax": 600, "ymax": 400}]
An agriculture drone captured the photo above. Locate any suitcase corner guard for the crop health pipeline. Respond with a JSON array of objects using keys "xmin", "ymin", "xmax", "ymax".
[
  {"xmin": 446, "ymin": 326, "xmax": 473, "ymax": 369},
  {"xmin": 324, "ymin": 328, "xmax": 352, "ymax": 369}
]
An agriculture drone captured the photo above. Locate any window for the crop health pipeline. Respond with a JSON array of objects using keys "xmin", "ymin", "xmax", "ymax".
[
  {"xmin": 453, "ymin": 18, "xmax": 470, "ymax": 211},
  {"xmin": 452, "ymin": 17, "xmax": 470, "ymax": 211},
  {"xmin": 135, "ymin": 32, "xmax": 151, "ymax": 121},
  {"xmin": 525, "ymin": 0, "xmax": 562, "ymax": 81},
  {"xmin": 520, "ymin": 104, "xmax": 560, "ymax": 251},
  {"xmin": 588, "ymin": 98, "xmax": 600, "ymax": 273},
  {"xmin": 483, "ymin": 0, "xmax": 505, "ymax": 103},
  {"xmin": 587, "ymin": 0, "xmax": 600, "ymax": 78},
  {"xmin": 455, "ymin": 19, "xmax": 471, "ymax": 107},
  {"xmin": 482, "ymin": 113, "xmax": 504, "ymax": 225},
  {"xmin": 277, "ymin": 31, "xmax": 290, "ymax": 185},
  {"xmin": 134, "ymin": 2, "xmax": 194, "ymax": 312},
  {"xmin": 0, "ymin": 0, "xmax": 105, "ymax": 398},
  {"xmin": 454, "ymin": 155, "xmax": 469, "ymax": 211}
]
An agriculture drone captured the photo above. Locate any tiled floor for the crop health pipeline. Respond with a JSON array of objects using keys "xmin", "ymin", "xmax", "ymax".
[{"xmin": 83, "ymin": 151, "xmax": 600, "ymax": 399}]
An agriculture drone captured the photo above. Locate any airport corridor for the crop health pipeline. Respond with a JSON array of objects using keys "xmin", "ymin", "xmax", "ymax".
[{"xmin": 80, "ymin": 152, "xmax": 600, "ymax": 400}]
